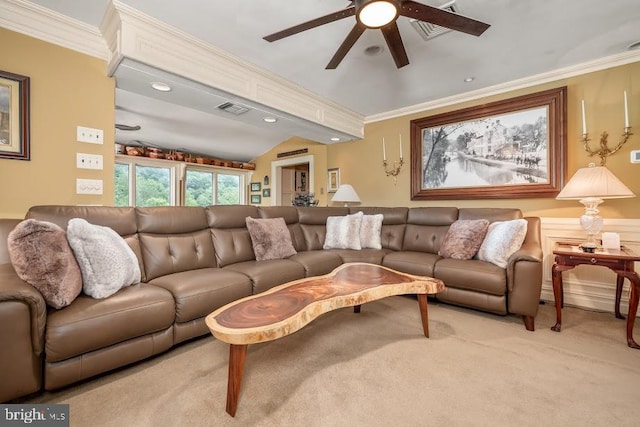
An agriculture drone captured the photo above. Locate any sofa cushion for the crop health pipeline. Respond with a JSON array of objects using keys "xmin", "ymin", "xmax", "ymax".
[
  {"xmin": 434, "ymin": 258, "xmax": 506, "ymax": 296},
  {"xmin": 359, "ymin": 213, "xmax": 383, "ymax": 249},
  {"xmin": 382, "ymin": 251, "xmax": 441, "ymax": 277},
  {"xmin": 478, "ymin": 219, "xmax": 528, "ymax": 268},
  {"xmin": 224, "ymin": 259, "xmax": 306, "ymax": 294},
  {"xmin": 149, "ymin": 268, "xmax": 252, "ymax": 323},
  {"xmin": 288, "ymin": 250, "xmax": 343, "ymax": 277},
  {"xmin": 324, "ymin": 212, "xmax": 363, "ymax": 250},
  {"xmin": 438, "ymin": 219, "xmax": 490, "ymax": 260},
  {"xmin": 328, "ymin": 248, "xmax": 390, "ymax": 264},
  {"xmin": 67, "ymin": 218, "xmax": 141, "ymax": 299},
  {"xmin": 246, "ymin": 217, "xmax": 297, "ymax": 261},
  {"xmin": 45, "ymin": 284, "xmax": 175, "ymax": 362},
  {"xmin": 7, "ymin": 219, "xmax": 82, "ymax": 309}
]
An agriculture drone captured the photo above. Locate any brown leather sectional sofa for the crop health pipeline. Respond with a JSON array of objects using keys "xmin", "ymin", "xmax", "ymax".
[{"xmin": 0, "ymin": 204, "xmax": 542, "ymax": 402}]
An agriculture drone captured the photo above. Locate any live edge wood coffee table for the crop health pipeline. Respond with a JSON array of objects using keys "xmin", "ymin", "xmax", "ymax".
[{"xmin": 205, "ymin": 262, "xmax": 445, "ymax": 416}]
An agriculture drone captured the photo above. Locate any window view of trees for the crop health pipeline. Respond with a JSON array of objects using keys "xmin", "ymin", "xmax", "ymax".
[
  {"xmin": 185, "ymin": 170, "xmax": 213, "ymax": 206},
  {"xmin": 217, "ymin": 174, "xmax": 240, "ymax": 205},
  {"xmin": 135, "ymin": 165, "xmax": 171, "ymax": 207},
  {"xmin": 115, "ymin": 161, "xmax": 244, "ymax": 207},
  {"xmin": 114, "ymin": 163, "xmax": 129, "ymax": 207}
]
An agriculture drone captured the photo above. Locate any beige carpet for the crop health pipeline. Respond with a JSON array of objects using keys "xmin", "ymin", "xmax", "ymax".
[{"xmin": 23, "ymin": 297, "xmax": 640, "ymax": 427}]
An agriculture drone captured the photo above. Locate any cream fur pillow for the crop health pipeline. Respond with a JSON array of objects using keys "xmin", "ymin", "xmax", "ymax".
[
  {"xmin": 359, "ymin": 213, "xmax": 383, "ymax": 249},
  {"xmin": 478, "ymin": 219, "xmax": 528, "ymax": 268},
  {"xmin": 67, "ymin": 218, "xmax": 141, "ymax": 299},
  {"xmin": 324, "ymin": 212, "xmax": 363, "ymax": 250},
  {"xmin": 7, "ymin": 219, "xmax": 82, "ymax": 308}
]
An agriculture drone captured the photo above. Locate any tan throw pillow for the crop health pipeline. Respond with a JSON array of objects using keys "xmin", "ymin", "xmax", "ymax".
[
  {"xmin": 67, "ymin": 218, "xmax": 141, "ymax": 299},
  {"xmin": 323, "ymin": 212, "xmax": 363, "ymax": 250},
  {"xmin": 478, "ymin": 219, "xmax": 528, "ymax": 268},
  {"xmin": 246, "ymin": 217, "xmax": 297, "ymax": 261},
  {"xmin": 7, "ymin": 219, "xmax": 82, "ymax": 308},
  {"xmin": 438, "ymin": 219, "xmax": 490, "ymax": 260},
  {"xmin": 360, "ymin": 213, "xmax": 383, "ymax": 249}
]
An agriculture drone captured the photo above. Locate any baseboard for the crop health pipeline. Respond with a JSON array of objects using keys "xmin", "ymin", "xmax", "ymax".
[{"xmin": 540, "ymin": 217, "xmax": 640, "ymax": 316}]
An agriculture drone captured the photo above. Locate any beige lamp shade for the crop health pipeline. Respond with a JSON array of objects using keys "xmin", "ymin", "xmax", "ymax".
[
  {"xmin": 332, "ymin": 184, "xmax": 361, "ymax": 205},
  {"xmin": 556, "ymin": 163, "xmax": 635, "ymax": 200}
]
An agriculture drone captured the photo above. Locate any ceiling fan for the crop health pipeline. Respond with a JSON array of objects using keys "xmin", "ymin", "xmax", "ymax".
[{"xmin": 264, "ymin": 0, "xmax": 490, "ymax": 69}]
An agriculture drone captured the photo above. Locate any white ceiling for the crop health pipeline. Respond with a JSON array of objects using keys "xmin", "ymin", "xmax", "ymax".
[{"xmin": 20, "ymin": 0, "xmax": 640, "ymax": 161}]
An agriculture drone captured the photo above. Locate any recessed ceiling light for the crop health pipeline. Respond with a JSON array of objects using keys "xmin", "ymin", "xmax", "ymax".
[
  {"xmin": 150, "ymin": 82, "xmax": 172, "ymax": 92},
  {"xmin": 331, "ymin": 137, "xmax": 341, "ymax": 142},
  {"xmin": 263, "ymin": 117, "xmax": 278, "ymax": 123},
  {"xmin": 464, "ymin": 77, "xmax": 475, "ymax": 83}
]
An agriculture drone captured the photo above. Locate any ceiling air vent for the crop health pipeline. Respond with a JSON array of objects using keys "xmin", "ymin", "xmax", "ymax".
[
  {"xmin": 410, "ymin": 0, "xmax": 459, "ymax": 41},
  {"xmin": 217, "ymin": 101, "xmax": 251, "ymax": 115}
]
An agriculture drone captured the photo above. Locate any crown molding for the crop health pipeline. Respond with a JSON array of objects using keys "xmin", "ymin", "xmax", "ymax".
[
  {"xmin": 0, "ymin": 0, "xmax": 108, "ymax": 59},
  {"xmin": 365, "ymin": 49, "xmax": 640, "ymax": 124}
]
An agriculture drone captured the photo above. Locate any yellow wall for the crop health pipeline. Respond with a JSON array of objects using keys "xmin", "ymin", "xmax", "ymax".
[
  {"xmin": 0, "ymin": 29, "xmax": 115, "ymax": 218},
  {"xmin": 321, "ymin": 62, "xmax": 639, "ymax": 218},
  {"xmin": 252, "ymin": 137, "xmax": 329, "ymax": 206}
]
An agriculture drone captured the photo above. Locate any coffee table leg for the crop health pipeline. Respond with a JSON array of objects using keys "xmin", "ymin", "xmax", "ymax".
[
  {"xmin": 418, "ymin": 294, "xmax": 430, "ymax": 338},
  {"xmin": 226, "ymin": 344, "xmax": 247, "ymax": 417},
  {"xmin": 353, "ymin": 304, "xmax": 361, "ymax": 313}
]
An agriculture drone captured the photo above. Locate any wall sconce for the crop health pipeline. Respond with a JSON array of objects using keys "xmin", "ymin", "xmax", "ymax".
[
  {"xmin": 263, "ymin": 175, "xmax": 269, "ymax": 186},
  {"xmin": 580, "ymin": 92, "xmax": 633, "ymax": 165},
  {"xmin": 382, "ymin": 135, "xmax": 404, "ymax": 185}
]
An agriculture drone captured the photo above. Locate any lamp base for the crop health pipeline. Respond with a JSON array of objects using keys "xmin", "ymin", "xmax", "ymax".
[{"xmin": 579, "ymin": 196, "xmax": 604, "ymax": 249}]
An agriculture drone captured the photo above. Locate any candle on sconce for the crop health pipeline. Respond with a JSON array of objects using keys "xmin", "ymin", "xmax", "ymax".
[
  {"xmin": 382, "ymin": 137, "xmax": 386, "ymax": 161},
  {"xmin": 399, "ymin": 134, "xmax": 403, "ymax": 158},
  {"xmin": 581, "ymin": 99, "xmax": 587, "ymax": 135},
  {"xmin": 624, "ymin": 91, "xmax": 629, "ymax": 128}
]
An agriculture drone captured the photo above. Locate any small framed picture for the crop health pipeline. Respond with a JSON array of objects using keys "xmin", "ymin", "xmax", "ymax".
[
  {"xmin": 327, "ymin": 168, "xmax": 340, "ymax": 193},
  {"xmin": 262, "ymin": 188, "xmax": 270, "ymax": 197},
  {"xmin": 250, "ymin": 182, "xmax": 261, "ymax": 192},
  {"xmin": 250, "ymin": 194, "xmax": 261, "ymax": 204}
]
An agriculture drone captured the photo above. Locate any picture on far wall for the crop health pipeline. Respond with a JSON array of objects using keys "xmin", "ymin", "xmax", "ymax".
[
  {"xmin": 410, "ymin": 86, "xmax": 567, "ymax": 200},
  {"xmin": 0, "ymin": 70, "xmax": 30, "ymax": 160},
  {"xmin": 262, "ymin": 188, "xmax": 270, "ymax": 198},
  {"xmin": 250, "ymin": 182, "xmax": 261, "ymax": 192},
  {"xmin": 327, "ymin": 168, "xmax": 340, "ymax": 193},
  {"xmin": 250, "ymin": 194, "xmax": 261, "ymax": 204}
]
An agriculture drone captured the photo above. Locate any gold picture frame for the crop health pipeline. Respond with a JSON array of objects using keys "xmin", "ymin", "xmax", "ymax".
[{"xmin": 327, "ymin": 168, "xmax": 340, "ymax": 193}]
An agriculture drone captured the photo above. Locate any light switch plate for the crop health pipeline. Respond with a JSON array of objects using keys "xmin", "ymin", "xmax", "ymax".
[
  {"xmin": 77, "ymin": 126, "xmax": 104, "ymax": 144},
  {"xmin": 631, "ymin": 150, "xmax": 640, "ymax": 163},
  {"xmin": 76, "ymin": 153, "xmax": 103, "ymax": 170},
  {"xmin": 76, "ymin": 179, "xmax": 103, "ymax": 195}
]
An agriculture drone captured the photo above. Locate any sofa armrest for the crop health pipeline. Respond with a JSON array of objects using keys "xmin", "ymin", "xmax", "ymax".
[
  {"xmin": 0, "ymin": 263, "xmax": 47, "ymax": 356},
  {"xmin": 508, "ymin": 241, "xmax": 543, "ymax": 265}
]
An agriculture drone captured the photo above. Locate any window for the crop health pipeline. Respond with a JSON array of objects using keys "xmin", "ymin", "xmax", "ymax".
[
  {"xmin": 115, "ymin": 156, "xmax": 249, "ymax": 207},
  {"xmin": 136, "ymin": 165, "xmax": 172, "ymax": 207},
  {"xmin": 217, "ymin": 174, "xmax": 240, "ymax": 205}
]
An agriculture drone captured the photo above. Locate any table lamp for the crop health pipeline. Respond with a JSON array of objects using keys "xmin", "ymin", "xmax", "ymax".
[
  {"xmin": 556, "ymin": 163, "xmax": 635, "ymax": 251},
  {"xmin": 332, "ymin": 184, "xmax": 361, "ymax": 207}
]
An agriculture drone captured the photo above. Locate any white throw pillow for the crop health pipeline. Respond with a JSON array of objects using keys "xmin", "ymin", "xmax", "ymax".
[
  {"xmin": 323, "ymin": 212, "xmax": 363, "ymax": 250},
  {"xmin": 67, "ymin": 218, "xmax": 141, "ymax": 299},
  {"xmin": 477, "ymin": 219, "xmax": 528, "ymax": 268},
  {"xmin": 359, "ymin": 213, "xmax": 383, "ymax": 249}
]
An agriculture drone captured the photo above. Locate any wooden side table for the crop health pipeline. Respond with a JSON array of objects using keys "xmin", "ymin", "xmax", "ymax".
[{"xmin": 551, "ymin": 242, "xmax": 640, "ymax": 349}]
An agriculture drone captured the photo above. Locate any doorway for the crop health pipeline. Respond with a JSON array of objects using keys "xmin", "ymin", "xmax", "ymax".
[{"xmin": 270, "ymin": 155, "xmax": 314, "ymax": 206}]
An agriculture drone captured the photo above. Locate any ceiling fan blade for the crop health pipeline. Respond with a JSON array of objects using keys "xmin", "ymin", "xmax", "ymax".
[
  {"xmin": 264, "ymin": 6, "xmax": 355, "ymax": 42},
  {"xmin": 400, "ymin": 1, "xmax": 490, "ymax": 36},
  {"xmin": 381, "ymin": 22, "xmax": 409, "ymax": 68},
  {"xmin": 326, "ymin": 23, "xmax": 366, "ymax": 69}
]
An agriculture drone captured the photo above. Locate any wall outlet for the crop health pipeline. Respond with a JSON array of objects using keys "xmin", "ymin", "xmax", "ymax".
[
  {"xmin": 77, "ymin": 126, "xmax": 104, "ymax": 144},
  {"xmin": 76, "ymin": 179, "xmax": 103, "ymax": 195},
  {"xmin": 631, "ymin": 150, "xmax": 640, "ymax": 164},
  {"xmin": 76, "ymin": 153, "xmax": 103, "ymax": 170}
]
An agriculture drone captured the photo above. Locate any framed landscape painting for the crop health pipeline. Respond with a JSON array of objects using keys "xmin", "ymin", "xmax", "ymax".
[
  {"xmin": 0, "ymin": 70, "xmax": 30, "ymax": 160},
  {"xmin": 410, "ymin": 87, "xmax": 567, "ymax": 200}
]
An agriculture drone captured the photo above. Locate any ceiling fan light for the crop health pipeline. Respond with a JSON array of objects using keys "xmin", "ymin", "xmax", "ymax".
[{"xmin": 356, "ymin": 0, "xmax": 399, "ymax": 29}]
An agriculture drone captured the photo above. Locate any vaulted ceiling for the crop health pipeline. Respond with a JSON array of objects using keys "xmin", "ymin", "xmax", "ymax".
[{"xmin": 9, "ymin": 0, "xmax": 640, "ymax": 161}]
